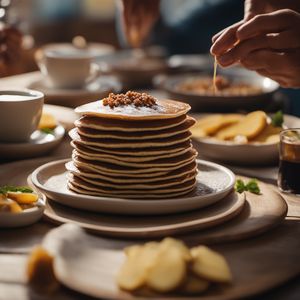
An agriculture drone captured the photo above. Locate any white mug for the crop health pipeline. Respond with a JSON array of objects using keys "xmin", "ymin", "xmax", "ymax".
[
  {"xmin": 35, "ymin": 48, "xmax": 100, "ymax": 89},
  {"xmin": 0, "ymin": 89, "xmax": 44, "ymax": 143}
]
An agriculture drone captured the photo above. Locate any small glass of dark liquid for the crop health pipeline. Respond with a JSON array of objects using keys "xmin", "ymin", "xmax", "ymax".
[{"xmin": 278, "ymin": 129, "xmax": 300, "ymax": 195}]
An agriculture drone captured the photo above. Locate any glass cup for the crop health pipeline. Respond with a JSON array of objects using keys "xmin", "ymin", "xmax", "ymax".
[{"xmin": 278, "ymin": 129, "xmax": 300, "ymax": 195}]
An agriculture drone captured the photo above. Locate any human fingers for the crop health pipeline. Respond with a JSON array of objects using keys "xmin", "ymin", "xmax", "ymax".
[
  {"xmin": 239, "ymin": 49, "xmax": 300, "ymax": 88},
  {"xmin": 237, "ymin": 9, "xmax": 298, "ymax": 41},
  {"xmin": 217, "ymin": 30, "xmax": 300, "ymax": 67},
  {"xmin": 210, "ymin": 21, "xmax": 243, "ymax": 55},
  {"xmin": 244, "ymin": 0, "xmax": 267, "ymax": 20}
]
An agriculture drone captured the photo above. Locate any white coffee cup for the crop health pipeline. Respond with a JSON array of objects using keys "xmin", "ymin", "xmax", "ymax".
[
  {"xmin": 35, "ymin": 47, "xmax": 100, "ymax": 89},
  {"xmin": 0, "ymin": 89, "xmax": 44, "ymax": 143}
]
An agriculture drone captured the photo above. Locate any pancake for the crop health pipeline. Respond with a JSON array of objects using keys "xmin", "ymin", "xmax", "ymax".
[
  {"xmin": 69, "ymin": 128, "xmax": 192, "ymax": 149},
  {"xmin": 71, "ymin": 140, "xmax": 192, "ymax": 157},
  {"xmin": 68, "ymin": 174, "xmax": 196, "ymax": 196},
  {"xmin": 76, "ymin": 117, "xmax": 196, "ymax": 140},
  {"xmin": 68, "ymin": 182, "xmax": 196, "ymax": 199},
  {"xmin": 75, "ymin": 114, "xmax": 187, "ymax": 132},
  {"xmin": 73, "ymin": 153, "xmax": 196, "ymax": 174},
  {"xmin": 73, "ymin": 148, "xmax": 197, "ymax": 168},
  {"xmin": 75, "ymin": 98, "xmax": 191, "ymax": 120},
  {"xmin": 65, "ymin": 161, "xmax": 197, "ymax": 183},
  {"xmin": 72, "ymin": 170, "xmax": 197, "ymax": 190},
  {"xmin": 68, "ymin": 92, "xmax": 198, "ymax": 199},
  {"xmin": 72, "ymin": 142, "xmax": 193, "ymax": 162}
]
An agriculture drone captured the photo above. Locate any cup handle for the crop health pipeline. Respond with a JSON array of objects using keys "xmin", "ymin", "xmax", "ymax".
[
  {"xmin": 86, "ymin": 63, "xmax": 101, "ymax": 84},
  {"xmin": 34, "ymin": 49, "xmax": 47, "ymax": 75}
]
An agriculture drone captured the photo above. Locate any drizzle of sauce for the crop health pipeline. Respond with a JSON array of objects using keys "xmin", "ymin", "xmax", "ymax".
[{"xmin": 213, "ymin": 56, "xmax": 218, "ymax": 95}]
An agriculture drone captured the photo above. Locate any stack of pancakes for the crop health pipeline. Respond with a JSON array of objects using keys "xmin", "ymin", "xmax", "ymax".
[{"xmin": 67, "ymin": 92, "xmax": 198, "ymax": 199}]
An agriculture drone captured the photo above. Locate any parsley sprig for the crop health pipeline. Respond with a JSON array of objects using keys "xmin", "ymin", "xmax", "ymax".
[
  {"xmin": 0, "ymin": 186, "xmax": 33, "ymax": 195},
  {"xmin": 40, "ymin": 127, "xmax": 55, "ymax": 135},
  {"xmin": 271, "ymin": 111, "xmax": 284, "ymax": 127},
  {"xmin": 235, "ymin": 179, "xmax": 261, "ymax": 195}
]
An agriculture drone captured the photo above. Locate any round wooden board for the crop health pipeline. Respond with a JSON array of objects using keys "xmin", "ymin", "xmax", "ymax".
[
  {"xmin": 43, "ymin": 191, "xmax": 245, "ymax": 238},
  {"xmin": 40, "ymin": 222, "xmax": 300, "ymax": 300},
  {"xmin": 0, "ymin": 157, "xmax": 287, "ymax": 242},
  {"xmin": 43, "ymin": 178, "xmax": 287, "ymax": 240}
]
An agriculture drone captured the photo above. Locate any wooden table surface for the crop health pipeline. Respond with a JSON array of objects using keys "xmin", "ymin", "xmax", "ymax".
[{"xmin": 0, "ymin": 73, "xmax": 300, "ymax": 300}]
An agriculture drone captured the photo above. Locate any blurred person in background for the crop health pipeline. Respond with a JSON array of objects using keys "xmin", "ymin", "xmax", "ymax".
[
  {"xmin": 211, "ymin": 0, "xmax": 300, "ymax": 88},
  {"xmin": 0, "ymin": 24, "xmax": 22, "ymax": 76},
  {"xmin": 120, "ymin": 0, "xmax": 300, "ymax": 115}
]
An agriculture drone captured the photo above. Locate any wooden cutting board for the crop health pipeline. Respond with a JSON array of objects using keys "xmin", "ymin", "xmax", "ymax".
[
  {"xmin": 36, "ymin": 222, "xmax": 300, "ymax": 300},
  {"xmin": 43, "ymin": 179, "xmax": 287, "ymax": 241}
]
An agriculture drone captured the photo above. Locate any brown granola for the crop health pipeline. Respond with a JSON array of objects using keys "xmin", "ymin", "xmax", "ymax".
[{"xmin": 102, "ymin": 91, "xmax": 157, "ymax": 108}]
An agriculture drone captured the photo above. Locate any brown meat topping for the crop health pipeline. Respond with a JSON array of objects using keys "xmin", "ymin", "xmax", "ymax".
[{"xmin": 102, "ymin": 91, "xmax": 157, "ymax": 108}]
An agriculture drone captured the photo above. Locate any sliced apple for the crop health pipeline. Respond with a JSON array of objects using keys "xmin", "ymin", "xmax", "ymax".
[
  {"xmin": 160, "ymin": 237, "xmax": 191, "ymax": 261},
  {"xmin": 216, "ymin": 111, "xmax": 267, "ymax": 140},
  {"xmin": 181, "ymin": 273, "xmax": 210, "ymax": 294},
  {"xmin": 7, "ymin": 192, "xmax": 39, "ymax": 204},
  {"xmin": 191, "ymin": 246, "xmax": 232, "ymax": 283},
  {"xmin": 146, "ymin": 246, "xmax": 186, "ymax": 292},
  {"xmin": 117, "ymin": 242, "xmax": 159, "ymax": 291},
  {"xmin": 192, "ymin": 114, "xmax": 243, "ymax": 138},
  {"xmin": 0, "ymin": 198, "xmax": 22, "ymax": 213}
]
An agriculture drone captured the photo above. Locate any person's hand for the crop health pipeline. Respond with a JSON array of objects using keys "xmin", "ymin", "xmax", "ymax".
[
  {"xmin": 120, "ymin": 0, "xmax": 160, "ymax": 48},
  {"xmin": 211, "ymin": 0, "xmax": 300, "ymax": 55},
  {"xmin": 211, "ymin": 9, "xmax": 300, "ymax": 88}
]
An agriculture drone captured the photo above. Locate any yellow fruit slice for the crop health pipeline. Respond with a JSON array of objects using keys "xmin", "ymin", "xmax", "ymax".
[
  {"xmin": 7, "ymin": 192, "xmax": 39, "ymax": 204},
  {"xmin": 160, "ymin": 237, "xmax": 191, "ymax": 261},
  {"xmin": 252, "ymin": 124, "xmax": 282, "ymax": 143},
  {"xmin": 146, "ymin": 246, "xmax": 186, "ymax": 292},
  {"xmin": 192, "ymin": 114, "xmax": 243, "ymax": 138},
  {"xmin": 27, "ymin": 246, "xmax": 59, "ymax": 293},
  {"xmin": 117, "ymin": 242, "xmax": 159, "ymax": 291},
  {"xmin": 191, "ymin": 246, "xmax": 232, "ymax": 283},
  {"xmin": 0, "ymin": 198, "xmax": 23, "ymax": 213},
  {"xmin": 216, "ymin": 111, "xmax": 267, "ymax": 140},
  {"xmin": 38, "ymin": 113, "xmax": 57, "ymax": 130},
  {"xmin": 181, "ymin": 273, "xmax": 210, "ymax": 294}
]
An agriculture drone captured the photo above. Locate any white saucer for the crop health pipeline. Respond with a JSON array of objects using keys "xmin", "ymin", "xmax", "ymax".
[
  {"xmin": 30, "ymin": 159, "xmax": 235, "ymax": 215},
  {"xmin": 27, "ymin": 75, "xmax": 122, "ymax": 108},
  {"xmin": 0, "ymin": 197, "xmax": 45, "ymax": 228},
  {"xmin": 0, "ymin": 125, "xmax": 65, "ymax": 160}
]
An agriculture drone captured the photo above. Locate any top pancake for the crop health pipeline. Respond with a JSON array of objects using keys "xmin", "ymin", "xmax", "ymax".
[
  {"xmin": 75, "ymin": 114, "xmax": 187, "ymax": 132},
  {"xmin": 75, "ymin": 99, "xmax": 191, "ymax": 120}
]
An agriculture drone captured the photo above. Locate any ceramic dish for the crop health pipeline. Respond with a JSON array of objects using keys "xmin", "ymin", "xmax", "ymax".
[
  {"xmin": 30, "ymin": 159, "xmax": 235, "ymax": 215},
  {"xmin": 97, "ymin": 49, "xmax": 168, "ymax": 88},
  {"xmin": 37, "ymin": 42, "xmax": 115, "ymax": 59},
  {"xmin": 0, "ymin": 125, "xmax": 65, "ymax": 160},
  {"xmin": 27, "ymin": 76, "xmax": 121, "ymax": 108},
  {"xmin": 155, "ymin": 67, "xmax": 279, "ymax": 111},
  {"xmin": 0, "ymin": 197, "xmax": 45, "ymax": 228},
  {"xmin": 192, "ymin": 114, "xmax": 300, "ymax": 166}
]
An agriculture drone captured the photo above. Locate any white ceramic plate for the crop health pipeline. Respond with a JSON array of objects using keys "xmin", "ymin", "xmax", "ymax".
[
  {"xmin": 192, "ymin": 114, "xmax": 300, "ymax": 166},
  {"xmin": 30, "ymin": 159, "xmax": 235, "ymax": 215},
  {"xmin": 27, "ymin": 76, "xmax": 122, "ymax": 108},
  {"xmin": 0, "ymin": 125, "xmax": 65, "ymax": 160},
  {"xmin": 0, "ymin": 197, "xmax": 45, "ymax": 228}
]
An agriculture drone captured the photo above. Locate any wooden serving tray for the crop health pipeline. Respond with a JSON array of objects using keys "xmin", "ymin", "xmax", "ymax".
[{"xmin": 44, "ymin": 180, "xmax": 287, "ymax": 241}]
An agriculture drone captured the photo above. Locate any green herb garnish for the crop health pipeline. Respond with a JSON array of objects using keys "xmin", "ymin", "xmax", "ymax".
[
  {"xmin": 40, "ymin": 127, "xmax": 55, "ymax": 135},
  {"xmin": 0, "ymin": 186, "xmax": 33, "ymax": 195},
  {"xmin": 235, "ymin": 179, "xmax": 261, "ymax": 195},
  {"xmin": 271, "ymin": 111, "xmax": 284, "ymax": 127}
]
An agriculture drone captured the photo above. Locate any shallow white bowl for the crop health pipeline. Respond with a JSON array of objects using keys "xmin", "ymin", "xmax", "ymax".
[
  {"xmin": 192, "ymin": 114, "xmax": 300, "ymax": 166},
  {"xmin": 0, "ymin": 197, "xmax": 45, "ymax": 228}
]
